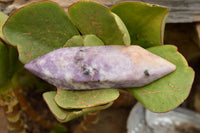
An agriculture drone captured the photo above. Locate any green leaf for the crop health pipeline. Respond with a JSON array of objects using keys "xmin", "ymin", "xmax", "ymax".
[
  {"xmin": 111, "ymin": 12, "xmax": 130, "ymax": 46},
  {"xmin": 0, "ymin": 40, "xmax": 9, "ymax": 88},
  {"xmin": 0, "ymin": 12, "xmax": 8, "ymax": 41},
  {"xmin": 0, "ymin": 12, "xmax": 23, "ymax": 85},
  {"xmin": 64, "ymin": 34, "xmax": 104, "ymax": 47},
  {"xmin": 0, "ymin": 12, "xmax": 22, "ymax": 92},
  {"xmin": 111, "ymin": 2, "xmax": 169, "ymax": 48},
  {"xmin": 68, "ymin": 1, "xmax": 130, "ymax": 46},
  {"xmin": 8, "ymin": 46, "xmax": 22, "ymax": 79},
  {"xmin": 64, "ymin": 35, "xmax": 84, "ymax": 47},
  {"xmin": 54, "ymin": 88, "xmax": 119, "ymax": 109},
  {"xmin": 0, "ymin": 41, "xmax": 21, "ymax": 94},
  {"xmin": 43, "ymin": 91, "xmax": 113, "ymax": 123},
  {"xmin": 3, "ymin": 1, "xmax": 79, "ymax": 64},
  {"xmin": 83, "ymin": 34, "xmax": 104, "ymax": 46},
  {"xmin": 129, "ymin": 45, "xmax": 194, "ymax": 112}
]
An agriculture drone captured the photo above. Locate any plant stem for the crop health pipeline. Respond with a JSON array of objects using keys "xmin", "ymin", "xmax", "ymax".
[
  {"xmin": 112, "ymin": 89, "xmax": 136, "ymax": 108},
  {"xmin": 0, "ymin": 89, "xmax": 26, "ymax": 133},
  {"xmin": 74, "ymin": 111, "xmax": 100, "ymax": 133},
  {"xmin": 73, "ymin": 89, "xmax": 136, "ymax": 133},
  {"xmin": 14, "ymin": 87, "xmax": 56, "ymax": 130}
]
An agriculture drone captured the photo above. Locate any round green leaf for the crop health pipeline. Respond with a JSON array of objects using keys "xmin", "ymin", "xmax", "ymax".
[
  {"xmin": 111, "ymin": 2, "xmax": 169, "ymax": 48},
  {"xmin": 129, "ymin": 45, "xmax": 194, "ymax": 112},
  {"xmin": 64, "ymin": 34, "xmax": 104, "ymax": 47},
  {"xmin": 64, "ymin": 35, "xmax": 84, "ymax": 47},
  {"xmin": 0, "ymin": 12, "xmax": 8, "ymax": 41},
  {"xmin": 3, "ymin": 1, "xmax": 79, "ymax": 64},
  {"xmin": 43, "ymin": 91, "xmax": 113, "ymax": 123},
  {"xmin": 68, "ymin": 1, "xmax": 130, "ymax": 46},
  {"xmin": 83, "ymin": 34, "xmax": 104, "ymax": 46},
  {"xmin": 111, "ymin": 12, "xmax": 130, "ymax": 46},
  {"xmin": 54, "ymin": 88, "xmax": 119, "ymax": 109}
]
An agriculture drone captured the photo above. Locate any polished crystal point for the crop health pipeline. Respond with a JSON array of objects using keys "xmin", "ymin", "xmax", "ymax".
[{"xmin": 25, "ymin": 45, "xmax": 176, "ymax": 90}]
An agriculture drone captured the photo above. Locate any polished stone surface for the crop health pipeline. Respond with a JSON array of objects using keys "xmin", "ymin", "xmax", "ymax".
[{"xmin": 25, "ymin": 45, "xmax": 176, "ymax": 90}]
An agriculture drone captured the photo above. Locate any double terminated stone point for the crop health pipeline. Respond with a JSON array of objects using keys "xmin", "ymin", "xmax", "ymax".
[{"xmin": 25, "ymin": 45, "xmax": 176, "ymax": 90}]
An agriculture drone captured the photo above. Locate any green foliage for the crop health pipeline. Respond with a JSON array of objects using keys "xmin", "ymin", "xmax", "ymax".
[
  {"xmin": 129, "ymin": 45, "xmax": 194, "ymax": 112},
  {"xmin": 0, "ymin": 42, "xmax": 22, "ymax": 93},
  {"xmin": 0, "ymin": 12, "xmax": 22, "ymax": 94},
  {"xmin": 43, "ymin": 91, "xmax": 113, "ymax": 123},
  {"xmin": 64, "ymin": 34, "xmax": 104, "ymax": 47},
  {"xmin": 64, "ymin": 35, "xmax": 84, "ymax": 47},
  {"xmin": 8, "ymin": 46, "xmax": 22, "ymax": 78},
  {"xmin": 83, "ymin": 34, "xmax": 104, "ymax": 46},
  {"xmin": 0, "ymin": 12, "xmax": 9, "ymax": 88},
  {"xmin": 111, "ymin": 2, "xmax": 169, "ymax": 48},
  {"xmin": 55, "ymin": 88, "xmax": 119, "ymax": 109},
  {"xmin": 0, "ymin": 12, "xmax": 8, "ymax": 40},
  {"xmin": 69, "ymin": 1, "xmax": 130, "ymax": 46},
  {"xmin": 3, "ymin": 1, "xmax": 79, "ymax": 64}
]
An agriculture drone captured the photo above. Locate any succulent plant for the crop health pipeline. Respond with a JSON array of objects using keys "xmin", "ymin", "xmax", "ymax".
[{"xmin": 2, "ymin": 1, "xmax": 194, "ymax": 123}]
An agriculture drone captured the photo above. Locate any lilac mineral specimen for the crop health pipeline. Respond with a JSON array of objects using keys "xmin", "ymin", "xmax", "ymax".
[{"xmin": 25, "ymin": 45, "xmax": 176, "ymax": 90}]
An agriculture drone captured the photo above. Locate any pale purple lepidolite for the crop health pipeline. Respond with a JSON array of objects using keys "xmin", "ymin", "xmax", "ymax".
[{"xmin": 25, "ymin": 45, "xmax": 176, "ymax": 90}]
